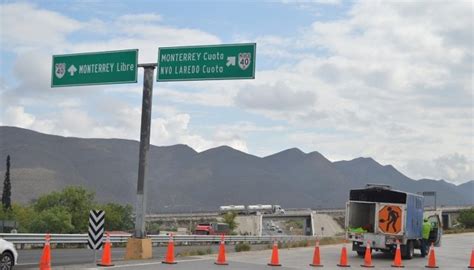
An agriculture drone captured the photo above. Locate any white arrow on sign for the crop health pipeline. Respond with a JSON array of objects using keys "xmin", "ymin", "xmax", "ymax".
[
  {"xmin": 226, "ymin": 56, "xmax": 236, "ymax": 67},
  {"xmin": 68, "ymin": 65, "xmax": 77, "ymax": 76}
]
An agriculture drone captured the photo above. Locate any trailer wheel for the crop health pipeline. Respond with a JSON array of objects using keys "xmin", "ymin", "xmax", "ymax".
[{"xmin": 356, "ymin": 250, "xmax": 365, "ymax": 257}]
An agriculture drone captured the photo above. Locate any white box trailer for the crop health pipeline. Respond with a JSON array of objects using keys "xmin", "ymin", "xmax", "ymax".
[
  {"xmin": 219, "ymin": 205, "xmax": 246, "ymax": 213},
  {"xmin": 219, "ymin": 204, "xmax": 285, "ymax": 214}
]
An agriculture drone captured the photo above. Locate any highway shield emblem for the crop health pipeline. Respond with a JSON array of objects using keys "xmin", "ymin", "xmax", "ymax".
[
  {"xmin": 378, "ymin": 205, "xmax": 402, "ymax": 234},
  {"xmin": 238, "ymin": 53, "xmax": 251, "ymax": 70},
  {"xmin": 55, "ymin": 63, "xmax": 66, "ymax": 79}
]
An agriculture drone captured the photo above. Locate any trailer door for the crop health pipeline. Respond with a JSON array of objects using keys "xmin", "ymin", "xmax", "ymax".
[{"xmin": 428, "ymin": 214, "xmax": 442, "ymax": 247}]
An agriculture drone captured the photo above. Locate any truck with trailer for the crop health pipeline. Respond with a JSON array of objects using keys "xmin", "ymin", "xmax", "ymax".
[
  {"xmin": 219, "ymin": 204, "xmax": 285, "ymax": 215},
  {"xmin": 345, "ymin": 184, "xmax": 442, "ymax": 259},
  {"xmin": 194, "ymin": 223, "xmax": 230, "ymax": 235},
  {"xmin": 247, "ymin": 204, "xmax": 285, "ymax": 214},
  {"xmin": 219, "ymin": 205, "xmax": 246, "ymax": 214}
]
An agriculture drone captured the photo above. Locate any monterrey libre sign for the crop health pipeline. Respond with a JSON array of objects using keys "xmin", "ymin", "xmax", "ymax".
[
  {"xmin": 51, "ymin": 49, "xmax": 138, "ymax": 87},
  {"xmin": 157, "ymin": 43, "xmax": 256, "ymax": 81}
]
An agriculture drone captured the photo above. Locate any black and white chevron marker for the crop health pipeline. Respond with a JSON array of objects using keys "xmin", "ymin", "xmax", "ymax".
[{"xmin": 87, "ymin": 210, "xmax": 105, "ymax": 250}]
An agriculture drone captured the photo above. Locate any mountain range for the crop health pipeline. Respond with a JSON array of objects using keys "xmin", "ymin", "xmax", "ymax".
[{"xmin": 0, "ymin": 126, "xmax": 472, "ymax": 212}]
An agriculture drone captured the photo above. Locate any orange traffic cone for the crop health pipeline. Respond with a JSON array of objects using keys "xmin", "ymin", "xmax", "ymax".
[
  {"xmin": 469, "ymin": 248, "xmax": 474, "ymax": 268},
  {"xmin": 215, "ymin": 234, "xmax": 228, "ymax": 265},
  {"xmin": 267, "ymin": 241, "xmax": 282, "ymax": 266},
  {"xmin": 39, "ymin": 234, "xmax": 51, "ymax": 270},
  {"xmin": 97, "ymin": 232, "xmax": 114, "ymax": 267},
  {"xmin": 309, "ymin": 240, "xmax": 323, "ymax": 267},
  {"xmin": 361, "ymin": 241, "xmax": 374, "ymax": 268},
  {"xmin": 337, "ymin": 241, "xmax": 350, "ymax": 267},
  {"xmin": 162, "ymin": 233, "xmax": 177, "ymax": 264},
  {"xmin": 391, "ymin": 240, "xmax": 404, "ymax": 268},
  {"xmin": 425, "ymin": 242, "xmax": 438, "ymax": 268}
]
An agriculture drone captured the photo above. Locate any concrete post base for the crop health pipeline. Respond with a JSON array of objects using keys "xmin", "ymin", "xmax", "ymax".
[{"xmin": 125, "ymin": 237, "xmax": 153, "ymax": 260}]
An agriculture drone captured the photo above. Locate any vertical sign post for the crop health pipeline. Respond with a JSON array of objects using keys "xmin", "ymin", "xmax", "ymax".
[{"xmin": 134, "ymin": 64, "xmax": 156, "ymax": 238}]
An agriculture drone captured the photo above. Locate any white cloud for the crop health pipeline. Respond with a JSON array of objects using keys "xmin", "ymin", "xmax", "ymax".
[
  {"xmin": 2, "ymin": 106, "xmax": 35, "ymax": 127},
  {"xmin": 214, "ymin": 122, "xmax": 286, "ymax": 134},
  {"xmin": 0, "ymin": 3, "xmax": 82, "ymax": 52},
  {"xmin": 236, "ymin": 80, "xmax": 317, "ymax": 111},
  {"xmin": 403, "ymin": 154, "xmax": 474, "ymax": 184},
  {"xmin": 281, "ymin": 0, "xmax": 341, "ymax": 6},
  {"xmin": 156, "ymin": 86, "xmax": 235, "ymax": 107},
  {"xmin": 117, "ymin": 13, "xmax": 162, "ymax": 24},
  {"xmin": 150, "ymin": 113, "xmax": 248, "ymax": 153},
  {"xmin": 1, "ymin": 1, "xmax": 472, "ymax": 184},
  {"xmin": 0, "ymin": 106, "xmax": 55, "ymax": 134},
  {"xmin": 234, "ymin": 0, "xmax": 473, "ymax": 183},
  {"xmin": 0, "ymin": 101, "xmax": 249, "ymax": 154}
]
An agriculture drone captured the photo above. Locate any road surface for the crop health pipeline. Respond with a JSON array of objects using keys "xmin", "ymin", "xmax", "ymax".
[{"xmin": 16, "ymin": 232, "xmax": 473, "ymax": 269}]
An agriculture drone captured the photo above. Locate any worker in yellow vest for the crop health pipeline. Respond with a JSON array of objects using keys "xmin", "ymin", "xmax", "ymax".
[{"xmin": 420, "ymin": 218, "xmax": 432, "ymax": 257}]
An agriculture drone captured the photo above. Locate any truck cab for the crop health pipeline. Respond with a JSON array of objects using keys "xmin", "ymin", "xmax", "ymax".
[
  {"xmin": 194, "ymin": 223, "xmax": 230, "ymax": 235},
  {"xmin": 274, "ymin": 205, "xmax": 285, "ymax": 214}
]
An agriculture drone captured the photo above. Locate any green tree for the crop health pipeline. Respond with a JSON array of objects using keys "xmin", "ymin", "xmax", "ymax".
[
  {"xmin": 11, "ymin": 204, "xmax": 36, "ymax": 232},
  {"xmin": 34, "ymin": 191, "xmax": 62, "ymax": 212},
  {"xmin": 458, "ymin": 207, "xmax": 474, "ymax": 228},
  {"xmin": 222, "ymin": 212, "xmax": 238, "ymax": 232},
  {"xmin": 33, "ymin": 186, "xmax": 95, "ymax": 232},
  {"xmin": 101, "ymin": 203, "xmax": 134, "ymax": 231},
  {"xmin": 29, "ymin": 206, "xmax": 74, "ymax": 233},
  {"xmin": 2, "ymin": 155, "xmax": 12, "ymax": 210},
  {"xmin": 60, "ymin": 186, "xmax": 95, "ymax": 232},
  {"xmin": 0, "ymin": 185, "xmax": 136, "ymax": 233},
  {"xmin": 146, "ymin": 221, "xmax": 161, "ymax": 234}
]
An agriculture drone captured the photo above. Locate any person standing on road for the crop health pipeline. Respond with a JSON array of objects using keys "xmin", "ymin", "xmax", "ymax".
[{"xmin": 420, "ymin": 218, "xmax": 432, "ymax": 257}]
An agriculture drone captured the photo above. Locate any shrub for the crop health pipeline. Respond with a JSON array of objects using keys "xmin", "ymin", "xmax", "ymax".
[
  {"xmin": 235, "ymin": 242, "xmax": 251, "ymax": 252},
  {"xmin": 458, "ymin": 208, "xmax": 474, "ymax": 228}
]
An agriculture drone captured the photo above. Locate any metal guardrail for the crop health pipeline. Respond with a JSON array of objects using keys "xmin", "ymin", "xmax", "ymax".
[{"xmin": 0, "ymin": 233, "xmax": 317, "ymax": 245}]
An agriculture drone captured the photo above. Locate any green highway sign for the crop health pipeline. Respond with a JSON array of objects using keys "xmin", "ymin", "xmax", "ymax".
[
  {"xmin": 51, "ymin": 49, "xmax": 138, "ymax": 87},
  {"xmin": 157, "ymin": 43, "xmax": 256, "ymax": 81}
]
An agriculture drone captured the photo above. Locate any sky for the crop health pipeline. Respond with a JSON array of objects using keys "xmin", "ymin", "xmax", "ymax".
[{"xmin": 0, "ymin": 0, "xmax": 472, "ymax": 184}]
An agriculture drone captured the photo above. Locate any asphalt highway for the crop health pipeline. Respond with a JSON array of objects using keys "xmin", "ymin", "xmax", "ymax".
[
  {"xmin": 16, "ymin": 233, "xmax": 473, "ymax": 269},
  {"xmin": 16, "ymin": 245, "xmax": 228, "ymax": 269}
]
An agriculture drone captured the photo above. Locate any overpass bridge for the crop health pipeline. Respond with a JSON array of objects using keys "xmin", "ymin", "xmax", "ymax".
[{"xmin": 146, "ymin": 205, "xmax": 471, "ymax": 234}]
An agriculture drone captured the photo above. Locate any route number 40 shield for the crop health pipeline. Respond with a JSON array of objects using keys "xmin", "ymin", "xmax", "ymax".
[{"xmin": 239, "ymin": 53, "xmax": 251, "ymax": 70}]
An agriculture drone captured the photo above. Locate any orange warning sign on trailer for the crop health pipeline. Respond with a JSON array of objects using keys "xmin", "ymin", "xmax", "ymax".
[{"xmin": 378, "ymin": 205, "xmax": 402, "ymax": 234}]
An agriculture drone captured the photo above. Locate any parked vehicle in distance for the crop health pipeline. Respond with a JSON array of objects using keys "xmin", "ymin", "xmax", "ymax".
[
  {"xmin": 0, "ymin": 239, "xmax": 17, "ymax": 269},
  {"xmin": 194, "ymin": 223, "xmax": 230, "ymax": 235},
  {"xmin": 219, "ymin": 205, "xmax": 246, "ymax": 213},
  {"xmin": 345, "ymin": 184, "xmax": 442, "ymax": 259},
  {"xmin": 219, "ymin": 204, "xmax": 285, "ymax": 215},
  {"xmin": 247, "ymin": 204, "xmax": 285, "ymax": 214}
]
